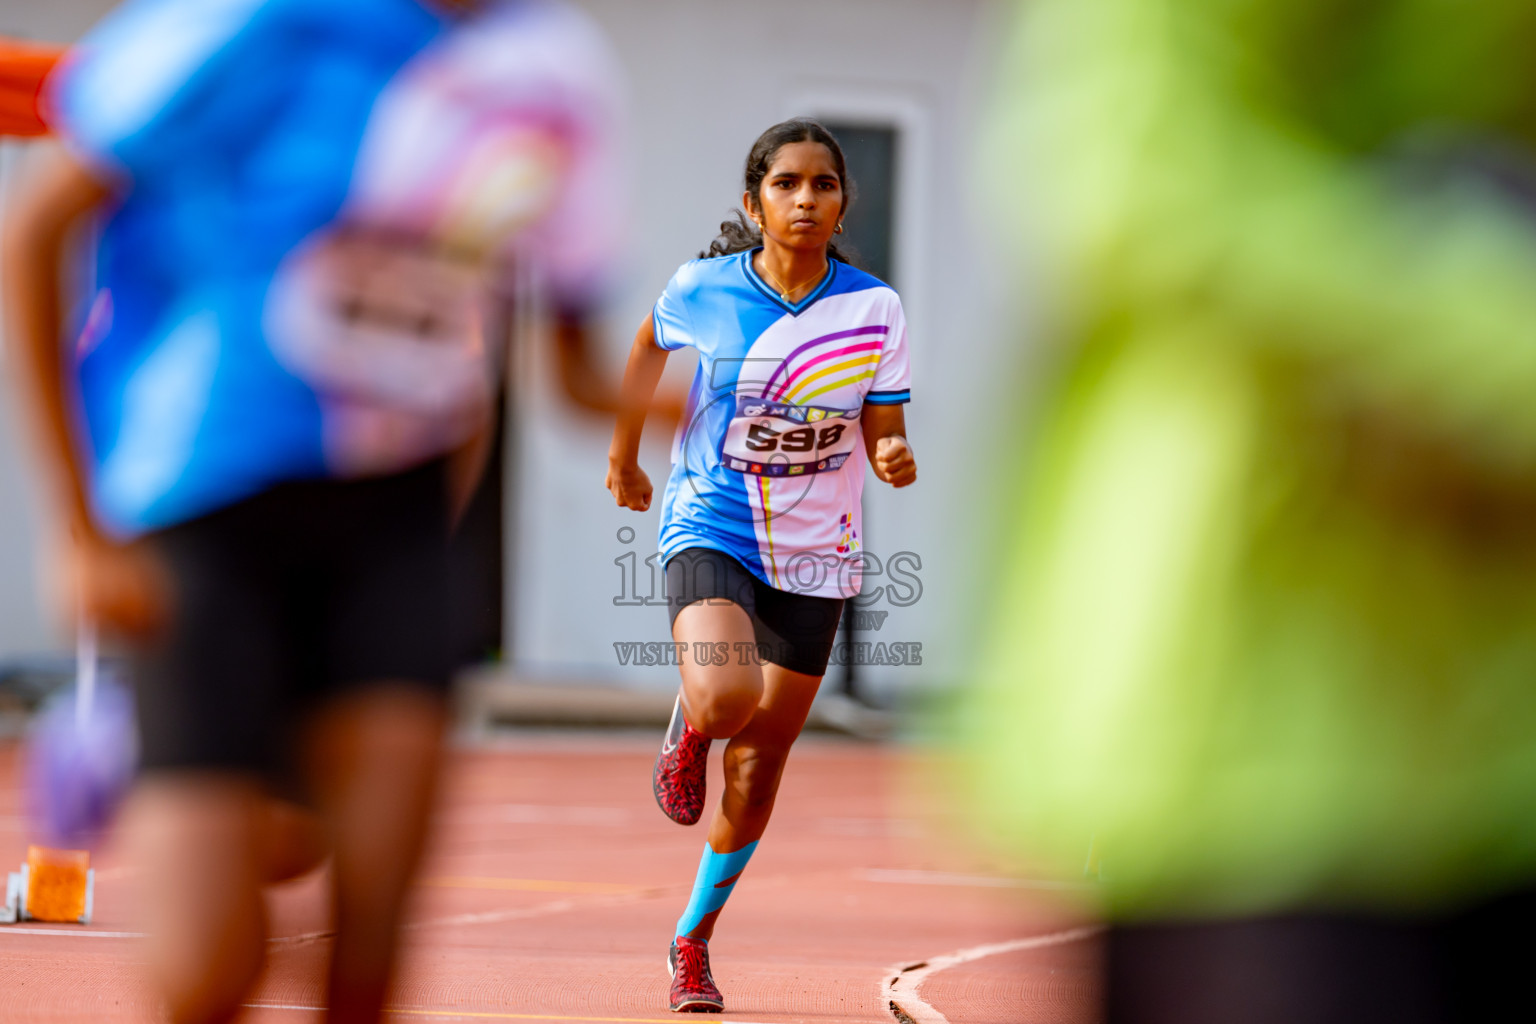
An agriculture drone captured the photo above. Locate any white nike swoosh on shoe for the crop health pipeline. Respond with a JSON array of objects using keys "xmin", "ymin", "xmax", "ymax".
[{"xmin": 661, "ymin": 697, "xmax": 686, "ymax": 756}]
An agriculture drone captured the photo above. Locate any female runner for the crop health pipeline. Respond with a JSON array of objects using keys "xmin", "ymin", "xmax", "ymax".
[{"xmin": 606, "ymin": 119, "xmax": 917, "ymax": 1013}]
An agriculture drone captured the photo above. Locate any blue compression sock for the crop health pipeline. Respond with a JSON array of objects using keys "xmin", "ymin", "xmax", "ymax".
[{"xmin": 675, "ymin": 840, "xmax": 759, "ymax": 940}]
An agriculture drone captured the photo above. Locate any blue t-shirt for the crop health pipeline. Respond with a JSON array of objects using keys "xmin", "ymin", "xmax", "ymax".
[
  {"xmin": 48, "ymin": 0, "xmax": 621, "ymax": 536},
  {"xmin": 654, "ymin": 251, "xmax": 912, "ymax": 599}
]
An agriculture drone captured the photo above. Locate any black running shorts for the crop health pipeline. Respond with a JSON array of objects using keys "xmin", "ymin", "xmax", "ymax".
[
  {"xmin": 664, "ymin": 547, "xmax": 845, "ymax": 677},
  {"xmin": 133, "ymin": 460, "xmax": 454, "ymax": 781}
]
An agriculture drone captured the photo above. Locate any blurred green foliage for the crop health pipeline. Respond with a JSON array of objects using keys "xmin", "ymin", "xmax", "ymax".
[{"xmin": 968, "ymin": 0, "xmax": 1536, "ymax": 918}]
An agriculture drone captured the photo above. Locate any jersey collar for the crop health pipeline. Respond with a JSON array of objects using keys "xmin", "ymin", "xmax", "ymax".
[{"xmin": 742, "ymin": 249, "xmax": 838, "ymax": 316}]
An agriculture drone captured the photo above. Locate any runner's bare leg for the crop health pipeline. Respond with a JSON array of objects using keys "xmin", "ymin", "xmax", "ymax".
[
  {"xmin": 305, "ymin": 685, "xmax": 446, "ymax": 1024},
  {"xmin": 126, "ymin": 778, "xmax": 268, "ymax": 1024},
  {"xmin": 692, "ymin": 662, "xmax": 821, "ymax": 940},
  {"xmin": 672, "ymin": 600, "xmax": 762, "ymax": 738}
]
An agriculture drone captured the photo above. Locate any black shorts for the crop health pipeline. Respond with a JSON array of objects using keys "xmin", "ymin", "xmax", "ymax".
[
  {"xmin": 664, "ymin": 547, "xmax": 844, "ymax": 676},
  {"xmin": 1106, "ymin": 887, "xmax": 1536, "ymax": 1024},
  {"xmin": 133, "ymin": 460, "xmax": 454, "ymax": 782}
]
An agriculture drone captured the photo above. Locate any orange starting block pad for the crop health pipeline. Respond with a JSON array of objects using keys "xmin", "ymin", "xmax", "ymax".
[{"xmin": 1, "ymin": 846, "xmax": 95, "ymax": 924}]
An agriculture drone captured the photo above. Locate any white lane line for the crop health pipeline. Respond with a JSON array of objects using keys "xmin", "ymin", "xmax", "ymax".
[
  {"xmin": 817, "ymin": 817, "xmax": 926, "ymax": 838},
  {"xmin": 1, "ymin": 926, "xmax": 322, "ymax": 944},
  {"xmin": 860, "ymin": 868, "xmax": 1097, "ymax": 891},
  {"xmin": 420, "ymin": 877, "xmax": 643, "ymax": 895},
  {"xmin": 244, "ymin": 1003, "xmax": 785, "ymax": 1023},
  {"xmin": 243, "ymin": 1005, "xmax": 323, "ymax": 1013},
  {"xmin": 4, "ymin": 885, "xmax": 678, "ymax": 946},
  {"xmin": 0, "ymin": 927, "xmax": 146, "ymax": 938},
  {"xmin": 405, "ymin": 884, "xmax": 670, "ymax": 932},
  {"xmin": 261, "ymin": 900, "xmax": 617, "ymax": 948},
  {"xmin": 441, "ymin": 804, "xmax": 632, "ymax": 828},
  {"xmin": 266, "ymin": 928, "xmax": 335, "ymax": 947},
  {"xmin": 268, "ymin": 886, "xmax": 676, "ymax": 946},
  {"xmin": 882, "ymin": 926, "xmax": 1104, "ymax": 1024}
]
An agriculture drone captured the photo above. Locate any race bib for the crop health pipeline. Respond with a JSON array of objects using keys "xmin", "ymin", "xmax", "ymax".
[
  {"xmin": 719, "ymin": 397, "xmax": 860, "ymax": 477},
  {"xmin": 263, "ymin": 226, "xmax": 497, "ymax": 475}
]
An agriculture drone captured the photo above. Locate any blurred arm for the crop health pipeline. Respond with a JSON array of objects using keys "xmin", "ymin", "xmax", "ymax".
[
  {"xmin": 1, "ymin": 143, "xmax": 110, "ymax": 541},
  {"xmin": 445, "ymin": 418, "xmax": 494, "ymax": 532},
  {"xmin": 560, "ymin": 309, "xmax": 687, "ymax": 435},
  {"xmin": 449, "ymin": 303, "xmax": 613, "ymax": 527},
  {"xmin": 554, "ymin": 306, "xmax": 617, "ymax": 416},
  {"xmin": 1, "ymin": 143, "xmax": 167, "ymax": 634}
]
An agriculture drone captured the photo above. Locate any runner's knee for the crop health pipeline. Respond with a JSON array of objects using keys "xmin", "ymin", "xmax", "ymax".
[{"xmin": 683, "ymin": 668, "xmax": 761, "ymax": 735}]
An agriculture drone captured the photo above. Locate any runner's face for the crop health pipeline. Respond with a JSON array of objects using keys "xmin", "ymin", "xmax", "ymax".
[{"xmin": 748, "ymin": 142, "xmax": 845, "ymax": 255}]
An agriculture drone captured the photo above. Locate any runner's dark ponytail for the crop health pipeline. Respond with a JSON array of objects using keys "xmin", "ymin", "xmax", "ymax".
[{"xmin": 699, "ymin": 119, "xmax": 858, "ymax": 264}]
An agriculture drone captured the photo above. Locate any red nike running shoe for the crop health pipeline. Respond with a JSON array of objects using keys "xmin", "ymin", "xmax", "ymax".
[
  {"xmin": 668, "ymin": 936, "xmax": 724, "ymax": 1013},
  {"xmin": 653, "ymin": 695, "xmax": 711, "ymax": 825}
]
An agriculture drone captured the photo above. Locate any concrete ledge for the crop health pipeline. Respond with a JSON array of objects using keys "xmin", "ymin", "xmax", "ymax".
[
  {"xmin": 454, "ymin": 669, "xmax": 896, "ymax": 740},
  {"xmin": 455, "ymin": 672, "xmax": 675, "ymax": 731}
]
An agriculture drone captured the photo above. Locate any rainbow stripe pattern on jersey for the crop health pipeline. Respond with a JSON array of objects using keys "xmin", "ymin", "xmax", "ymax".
[{"xmin": 654, "ymin": 250, "xmax": 911, "ymax": 599}]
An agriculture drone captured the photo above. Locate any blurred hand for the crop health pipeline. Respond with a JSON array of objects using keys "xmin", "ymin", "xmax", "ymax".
[
  {"xmin": 56, "ymin": 530, "xmax": 171, "ymax": 638},
  {"xmin": 445, "ymin": 422, "xmax": 494, "ymax": 531},
  {"xmin": 606, "ymin": 459, "xmax": 652, "ymax": 511},
  {"xmin": 874, "ymin": 436, "xmax": 916, "ymax": 488}
]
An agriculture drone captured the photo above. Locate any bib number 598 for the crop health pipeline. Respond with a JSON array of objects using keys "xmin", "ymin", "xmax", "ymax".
[{"xmin": 746, "ymin": 423, "xmax": 846, "ymax": 454}]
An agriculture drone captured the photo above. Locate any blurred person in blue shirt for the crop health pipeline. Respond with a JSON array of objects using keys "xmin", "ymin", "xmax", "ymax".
[{"xmin": 2, "ymin": 0, "xmax": 622, "ymax": 1019}]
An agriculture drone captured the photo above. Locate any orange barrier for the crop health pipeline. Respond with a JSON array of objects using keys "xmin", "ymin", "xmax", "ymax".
[{"xmin": 0, "ymin": 37, "xmax": 64, "ymax": 137}]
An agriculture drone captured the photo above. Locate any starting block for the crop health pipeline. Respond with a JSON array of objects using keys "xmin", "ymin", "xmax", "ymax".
[{"xmin": 0, "ymin": 846, "xmax": 94, "ymax": 925}]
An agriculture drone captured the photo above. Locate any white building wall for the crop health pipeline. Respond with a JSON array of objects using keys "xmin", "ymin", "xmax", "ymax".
[
  {"xmin": 509, "ymin": 0, "xmax": 1013, "ymax": 698},
  {"xmin": 0, "ymin": 0, "xmax": 1019, "ymax": 698}
]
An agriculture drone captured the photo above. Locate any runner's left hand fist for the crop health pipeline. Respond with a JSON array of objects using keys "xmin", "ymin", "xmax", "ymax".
[{"xmin": 874, "ymin": 436, "xmax": 916, "ymax": 488}]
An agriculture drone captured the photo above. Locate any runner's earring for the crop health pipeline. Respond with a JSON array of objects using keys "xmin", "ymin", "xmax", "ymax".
[{"xmin": 835, "ymin": 223, "xmax": 844, "ymax": 234}]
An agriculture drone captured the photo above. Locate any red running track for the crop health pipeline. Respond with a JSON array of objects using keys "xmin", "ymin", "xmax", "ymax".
[{"xmin": 0, "ymin": 732, "xmax": 1101, "ymax": 1023}]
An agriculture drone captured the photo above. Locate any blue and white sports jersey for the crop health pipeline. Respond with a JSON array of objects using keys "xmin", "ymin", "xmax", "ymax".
[
  {"xmin": 655, "ymin": 251, "xmax": 911, "ymax": 599},
  {"xmin": 47, "ymin": 0, "xmax": 622, "ymax": 537}
]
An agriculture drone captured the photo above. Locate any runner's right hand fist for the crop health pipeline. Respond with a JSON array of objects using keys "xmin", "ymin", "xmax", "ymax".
[{"xmin": 606, "ymin": 461, "xmax": 653, "ymax": 511}]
